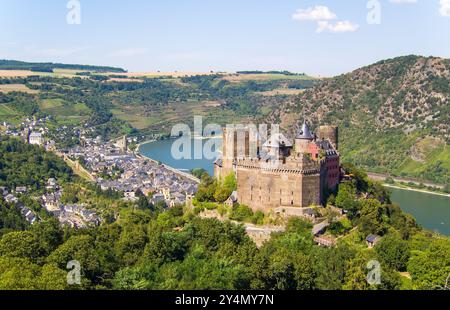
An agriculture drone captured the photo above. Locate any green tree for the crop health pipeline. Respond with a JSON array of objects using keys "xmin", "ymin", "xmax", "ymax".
[
  {"xmin": 358, "ymin": 199, "xmax": 385, "ymax": 236},
  {"xmin": 31, "ymin": 218, "xmax": 64, "ymax": 256},
  {"xmin": 0, "ymin": 231, "xmax": 41, "ymax": 262},
  {"xmin": 293, "ymin": 253, "xmax": 316, "ymax": 290},
  {"xmin": 47, "ymin": 235, "xmax": 100, "ymax": 286},
  {"xmin": 115, "ymin": 226, "xmax": 148, "ymax": 266},
  {"xmin": 195, "ymin": 174, "xmax": 217, "ymax": 202},
  {"xmin": 375, "ymin": 234, "xmax": 410, "ymax": 271},
  {"xmin": 343, "ymin": 251, "xmax": 401, "ymax": 290},
  {"xmin": 408, "ymin": 239, "xmax": 450, "ymax": 290},
  {"xmin": 335, "ymin": 182, "xmax": 360, "ymax": 217},
  {"xmin": 36, "ymin": 264, "xmax": 68, "ymax": 290},
  {"xmin": 229, "ymin": 204, "xmax": 254, "ymax": 222},
  {"xmin": 141, "ymin": 231, "xmax": 188, "ymax": 266},
  {"xmin": 213, "ymin": 174, "xmax": 236, "ymax": 203},
  {"xmin": 313, "ymin": 244, "xmax": 356, "ymax": 290},
  {"xmin": 0, "ymin": 257, "xmax": 42, "ymax": 290}
]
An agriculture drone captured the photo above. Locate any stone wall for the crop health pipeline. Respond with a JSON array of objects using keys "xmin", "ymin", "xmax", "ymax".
[
  {"xmin": 236, "ymin": 163, "xmax": 320, "ymax": 212},
  {"xmin": 317, "ymin": 126, "xmax": 339, "ymax": 150}
]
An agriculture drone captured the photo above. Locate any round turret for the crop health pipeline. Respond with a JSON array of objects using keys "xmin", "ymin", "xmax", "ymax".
[{"xmin": 295, "ymin": 121, "xmax": 314, "ymax": 153}]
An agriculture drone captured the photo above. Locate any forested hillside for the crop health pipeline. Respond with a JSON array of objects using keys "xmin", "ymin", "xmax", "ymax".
[
  {"xmin": 1, "ymin": 56, "xmax": 448, "ymax": 183},
  {"xmin": 0, "ymin": 60, "xmax": 126, "ymax": 73},
  {"xmin": 0, "ymin": 70, "xmax": 315, "ymax": 140},
  {"xmin": 0, "ymin": 138, "xmax": 449, "ymax": 290},
  {"xmin": 268, "ymin": 56, "xmax": 449, "ymax": 184}
]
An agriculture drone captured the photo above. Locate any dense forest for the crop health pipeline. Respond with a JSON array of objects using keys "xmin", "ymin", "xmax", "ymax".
[
  {"xmin": 0, "ymin": 137, "xmax": 449, "ymax": 290},
  {"xmin": 0, "ymin": 60, "xmax": 126, "ymax": 73},
  {"xmin": 0, "ymin": 136, "xmax": 73, "ymax": 190}
]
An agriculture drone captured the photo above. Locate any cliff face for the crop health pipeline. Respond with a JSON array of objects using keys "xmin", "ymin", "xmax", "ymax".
[{"xmin": 268, "ymin": 56, "xmax": 449, "ymax": 184}]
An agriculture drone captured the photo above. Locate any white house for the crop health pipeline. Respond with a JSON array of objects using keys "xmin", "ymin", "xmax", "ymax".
[{"xmin": 29, "ymin": 132, "xmax": 44, "ymax": 146}]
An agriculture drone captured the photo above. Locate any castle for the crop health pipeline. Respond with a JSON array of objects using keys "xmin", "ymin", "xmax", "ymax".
[{"xmin": 214, "ymin": 121, "xmax": 340, "ymax": 212}]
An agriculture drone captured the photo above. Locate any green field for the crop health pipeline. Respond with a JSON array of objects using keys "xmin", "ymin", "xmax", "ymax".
[
  {"xmin": 396, "ymin": 144, "xmax": 450, "ymax": 183},
  {"xmin": 0, "ymin": 104, "xmax": 23, "ymax": 125},
  {"xmin": 222, "ymin": 73, "xmax": 317, "ymax": 83},
  {"xmin": 0, "ymin": 104, "xmax": 20, "ymax": 117},
  {"xmin": 111, "ymin": 98, "xmax": 255, "ymax": 134},
  {"xmin": 39, "ymin": 99, "xmax": 91, "ymax": 124}
]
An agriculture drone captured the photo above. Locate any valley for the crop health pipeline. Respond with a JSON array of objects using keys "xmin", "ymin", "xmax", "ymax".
[{"xmin": 0, "ymin": 57, "xmax": 448, "ymax": 186}]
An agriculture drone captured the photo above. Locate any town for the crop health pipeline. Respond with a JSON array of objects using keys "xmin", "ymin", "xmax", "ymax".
[{"xmin": 1, "ymin": 117, "xmax": 199, "ymax": 228}]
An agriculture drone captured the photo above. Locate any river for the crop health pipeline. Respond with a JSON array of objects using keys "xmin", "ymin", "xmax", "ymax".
[{"xmin": 139, "ymin": 138, "xmax": 450, "ymax": 236}]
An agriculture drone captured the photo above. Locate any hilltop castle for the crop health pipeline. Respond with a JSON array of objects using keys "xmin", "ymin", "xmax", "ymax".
[{"xmin": 214, "ymin": 121, "xmax": 340, "ymax": 212}]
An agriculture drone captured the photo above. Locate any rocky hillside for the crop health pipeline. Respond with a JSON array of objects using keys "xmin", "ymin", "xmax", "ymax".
[{"xmin": 268, "ymin": 56, "xmax": 449, "ymax": 184}]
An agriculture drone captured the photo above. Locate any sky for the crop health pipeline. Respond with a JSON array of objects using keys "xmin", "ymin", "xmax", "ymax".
[{"xmin": 0, "ymin": 0, "xmax": 449, "ymax": 76}]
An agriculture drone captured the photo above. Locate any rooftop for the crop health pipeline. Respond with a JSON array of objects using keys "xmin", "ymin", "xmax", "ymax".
[{"xmin": 296, "ymin": 121, "xmax": 314, "ymax": 140}]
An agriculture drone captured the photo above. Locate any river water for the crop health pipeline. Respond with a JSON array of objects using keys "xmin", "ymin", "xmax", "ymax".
[{"xmin": 139, "ymin": 139, "xmax": 450, "ymax": 236}]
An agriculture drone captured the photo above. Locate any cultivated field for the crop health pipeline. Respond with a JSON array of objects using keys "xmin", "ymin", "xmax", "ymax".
[
  {"xmin": 38, "ymin": 99, "xmax": 91, "ymax": 125},
  {"xmin": 256, "ymin": 88, "xmax": 305, "ymax": 96},
  {"xmin": 222, "ymin": 73, "xmax": 317, "ymax": 83},
  {"xmin": 0, "ymin": 69, "xmax": 91, "ymax": 78},
  {"xmin": 0, "ymin": 84, "xmax": 38, "ymax": 94},
  {"xmin": 108, "ymin": 71, "xmax": 217, "ymax": 78}
]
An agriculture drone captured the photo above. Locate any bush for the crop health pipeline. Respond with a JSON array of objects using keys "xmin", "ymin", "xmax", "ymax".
[
  {"xmin": 375, "ymin": 234, "xmax": 410, "ymax": 271},
  {"xmin": 251, "ymin": 211, "xmax": 265, "ymax": 225},
  {"xmin": 229, "ymin": 205, "xmax": 254, "ymax": 222}
]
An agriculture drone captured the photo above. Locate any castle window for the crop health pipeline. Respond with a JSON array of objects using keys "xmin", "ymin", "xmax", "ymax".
[{"xmin": 291, "ymin": 200, "xmax": 294, "ymax": 205}]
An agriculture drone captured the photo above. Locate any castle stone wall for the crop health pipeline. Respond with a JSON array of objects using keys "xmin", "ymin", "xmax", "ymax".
[
  {"xmin": 317, "ymin": 126, "xmax": 339, "ymax": 150},
  {"xmin": 236, "ymin": 164, "xmax": 320, "ymax": 212}
]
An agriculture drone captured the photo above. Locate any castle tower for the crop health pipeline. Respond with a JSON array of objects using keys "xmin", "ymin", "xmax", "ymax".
[
  {"xmin": 22, "ymin": 128, "xmax": 30, "ymax": 143},
  {"xmin": 122, "ymin": 135, "xmax": 128, "ymax": 152},
  {"xmin": 218, "ymin": 127, "xmax": 236, "ymax": 179},
  {"xmin": 215, "ymin": 126, "xmax": 260, "ymax": 180},
  {"xmin": 262, "ymin": 133, "xmax": 292, "ymax": 159},
  {"xmin": 295, "ymin": 121, "xmax": 314, "ymax": 154},
  {"xmin": 317, "ymin": 125, "xmax": 339, "ymax": 150},
  {"xmin": 117, "ymin": 135, "xmax": 128, "ymax": 153}
]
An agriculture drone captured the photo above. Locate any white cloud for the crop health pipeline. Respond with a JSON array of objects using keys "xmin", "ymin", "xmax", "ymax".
[
  {"xmin": 293, "ymin": 5, "xmax": 358, "ymax": 34},
  {"xmin": 440, "ymin": 0, "xmax": 450, "ymax": 16},
  {"xmin": 292, "ymin": 6, "xmax": 337, "ymax": 21},
  {"xmin": 389, "ymin": 0, "xmax": 418, "ymax": 4},
  {"xmin": 316, "ymin": 21, "xmax": 360, "ymax": 33}
]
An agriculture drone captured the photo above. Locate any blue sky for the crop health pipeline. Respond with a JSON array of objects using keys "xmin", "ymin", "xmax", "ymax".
[{"xmin": 0, "ymin": 0, "xmax": 449, "ymax": 76}]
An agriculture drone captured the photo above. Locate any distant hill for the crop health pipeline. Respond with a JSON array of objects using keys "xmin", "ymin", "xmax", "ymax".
[
  {"xmin": 268, "ymin": 55, "xmax": 449, "ymax": 184},
  {"xmin": 0, "ymin": 59, "xmax": 126, "ymax": 73}
]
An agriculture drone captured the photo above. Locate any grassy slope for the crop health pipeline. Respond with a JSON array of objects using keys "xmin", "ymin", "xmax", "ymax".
[
  {"xmin": 38, "ymin": 99, "xmax": 92, "ymax": 125},
  {"xmin": 269, "ymin": 56, "xmax": 449, "ymax": 184}
]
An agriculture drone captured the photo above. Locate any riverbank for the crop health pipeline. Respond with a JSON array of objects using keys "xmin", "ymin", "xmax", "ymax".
[
  {"xmin": 135, "ymin": 139, "xmax": 157, "ymax": 153},
  {"xmin": 383, "ymin": 183, "xmax": 450, "ymax": 198},
  {"xmin": 367, "ymin": 172, "xmax": 444, "ymax": 189},
  {"xmin": 137, "ymin": 141, "xmax": 201, "ymax": 184},
  {"xmin": 367, "ymin": 172, "xmax": 448, "ymax": 197}
]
